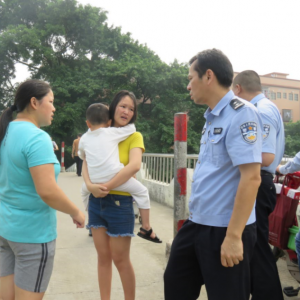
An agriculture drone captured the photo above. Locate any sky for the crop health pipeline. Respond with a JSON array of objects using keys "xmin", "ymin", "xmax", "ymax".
[{"xmin": 15, "ymin": 0, "xmax": 300, "ymax": 81}]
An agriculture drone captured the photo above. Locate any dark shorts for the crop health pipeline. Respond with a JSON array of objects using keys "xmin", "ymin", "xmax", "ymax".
[
  {"xmin": 87, "ymin": 194, "xmax": 135, "ymax": 237},
  {"xmin": 0, "ymin": 236, "xmax": 56, "ymax": 293}
]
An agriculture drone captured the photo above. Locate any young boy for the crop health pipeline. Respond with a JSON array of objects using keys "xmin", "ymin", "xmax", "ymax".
[{"xmin": 79, "ymin": 103, "xmax": 161, "ymax": 243}]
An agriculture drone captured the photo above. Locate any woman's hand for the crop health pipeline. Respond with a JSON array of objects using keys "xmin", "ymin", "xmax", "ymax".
[
  {"xmin": 87, "ymin": 183, "xmax": 109, "ymax": 198},
  {"xmin": 71, "ymin": 210, "xmax": 86, "ymax": 228}
]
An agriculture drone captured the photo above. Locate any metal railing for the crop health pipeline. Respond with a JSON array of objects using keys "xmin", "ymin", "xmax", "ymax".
[
  {"xmin": 142, "ymin": 153, "xmax": 198, "ymax": 184},
  {"xmin": 281, "ymin": 155, "xmax": 293, "ymax": 165},
  {"xmin": 141, "ymin": 153, "xmax": 293, "ymax": 185}
]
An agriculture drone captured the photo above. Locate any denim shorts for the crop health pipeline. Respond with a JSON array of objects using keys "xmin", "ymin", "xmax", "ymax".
[{"xmin": 87, "ymin": 194, "xmax": 135, "ymax": 237}]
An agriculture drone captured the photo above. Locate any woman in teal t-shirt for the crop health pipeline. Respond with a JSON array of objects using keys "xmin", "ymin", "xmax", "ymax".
[{"xmin": 0, "ymin": 80, "xmax": 85, "ymax": 300}]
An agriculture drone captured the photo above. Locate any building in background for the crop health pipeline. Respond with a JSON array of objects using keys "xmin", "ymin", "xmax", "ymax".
[{"xmin": 234, "ymin": 72, "xmax": 300, "ymax": 122}]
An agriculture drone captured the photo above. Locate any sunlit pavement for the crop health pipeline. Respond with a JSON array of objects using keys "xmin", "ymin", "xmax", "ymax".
[{"xmin": 44, "ymin": 172, "xmax": 299, "ymax": 300}]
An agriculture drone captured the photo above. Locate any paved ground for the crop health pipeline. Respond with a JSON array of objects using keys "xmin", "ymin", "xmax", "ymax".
[{"xmin": 44, "ymin": 172, "xmax": 299, "ymax": 300}]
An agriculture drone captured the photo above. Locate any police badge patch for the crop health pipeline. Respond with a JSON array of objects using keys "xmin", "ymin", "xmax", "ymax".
[
  {"xmin": 263, "ymin": 124, "xmax": 270, "ymax": 140},
  {"xmin": 240, "ymin": 122, "xmax": 257, "ymax": 144}
]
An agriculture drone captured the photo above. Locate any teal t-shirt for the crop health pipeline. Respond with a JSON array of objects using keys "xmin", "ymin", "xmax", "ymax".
[{"xmin": 0, "ymin": 121, "xmax": 60, "ymax": 243}]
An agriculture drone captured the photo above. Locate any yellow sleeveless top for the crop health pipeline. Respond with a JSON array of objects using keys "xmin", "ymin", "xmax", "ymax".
[{"xmin": 110, "ymin": 132, "xmax": 145, "ymax": 196}]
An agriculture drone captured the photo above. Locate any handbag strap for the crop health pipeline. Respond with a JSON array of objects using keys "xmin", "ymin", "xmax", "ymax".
[{"xmin": 280, "ymin": 175, "xmax": 289, "ymax": 195}]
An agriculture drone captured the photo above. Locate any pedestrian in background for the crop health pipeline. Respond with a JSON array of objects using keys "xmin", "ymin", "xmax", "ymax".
[
  {"xmin": 51, "ymin": 137, "xmax": 59, "ymax": 151},
  {"xmin": 72, "ymin": 133, "xmax": 83, "ymax": 176}
]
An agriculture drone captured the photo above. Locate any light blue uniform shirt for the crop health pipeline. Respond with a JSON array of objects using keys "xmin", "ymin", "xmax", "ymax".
[
  {"xmin": 189, "ymin": 91, "xmax": 262, "ymax": 227},
  {"xmin": 251, "ymin": 94, "xmax": 285, "ymax": 174},
  {"xmin": 279, "ymin": 152, "xmax": 300, "ymax": 174},
  {"xmin": 0, "ymin": 122, "xmax": 60, "ymax": 243}
]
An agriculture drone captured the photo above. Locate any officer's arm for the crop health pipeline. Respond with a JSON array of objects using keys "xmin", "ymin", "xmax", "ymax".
[
  {"xmin": 227, "ymin": 163, "xmax": 261, "ymax": 237},
  {"xmin": 221, "ymin": 163, "xmax": 261, "ymax": 267},
  {"xmin": 261, "ymin": 153, "xmax": 275, "ymax": 167},
  {"xmin": 278, "ymin": 151, "xmax": 300, "ymax": 174},
  {"xmin": 260, "ymin": 111, "xmax": 277, "ymax": 168}
]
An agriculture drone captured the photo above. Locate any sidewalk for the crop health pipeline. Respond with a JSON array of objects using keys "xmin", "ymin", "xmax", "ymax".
[{"xmin": 44, "ymin": 172, "xmax": 299, "ymax": 300}]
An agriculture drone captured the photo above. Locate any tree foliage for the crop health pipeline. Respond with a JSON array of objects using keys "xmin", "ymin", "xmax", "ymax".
[
  {"xmin": 0, "ymin": 0, "xmax": 206, "ymax": 167},
  {"xmin": 283, "ymin": 121, "xmax": 300, "ymax": 157}
]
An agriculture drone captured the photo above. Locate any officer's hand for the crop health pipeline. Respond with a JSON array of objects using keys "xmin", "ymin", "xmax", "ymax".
[
  {"xmin": 220, "ymin": 235, "xmax": 243, "ymax": 267},
  {"xmin": 276, "ymin": 165, "xmax": 282, "ymax": 175}
]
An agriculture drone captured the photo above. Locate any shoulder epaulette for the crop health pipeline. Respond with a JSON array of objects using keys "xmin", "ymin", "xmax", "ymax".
[{"xmin": 230, "ymin": 98, "xmax": 245, "ymax": 110}]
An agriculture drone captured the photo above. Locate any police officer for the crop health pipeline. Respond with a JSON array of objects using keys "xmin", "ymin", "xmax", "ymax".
[
  {"xmin": 233, "ymin": 70, "xmax": 284, "ymax": 300},
  {"xmin": 164, "ymin": 49, "xmax": 262, "ymax": 300}
]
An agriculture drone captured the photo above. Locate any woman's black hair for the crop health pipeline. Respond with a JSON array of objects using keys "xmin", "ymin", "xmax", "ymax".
[
  {"xmin": 109, "ymin": 90, "xmax": 138, "ymax": 127},
  {"xmin": 0, "ymin": 79, "xmax": 51, "ymax": 146}
]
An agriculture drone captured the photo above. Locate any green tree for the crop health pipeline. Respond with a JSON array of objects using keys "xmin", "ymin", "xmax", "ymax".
[
  {"xmin": 283, "ymin": 121, "xmax": 300, "ymax": 156},
  {"xmin": 0, "ymin": 0, "xmax": 206, "ymax": 167}
]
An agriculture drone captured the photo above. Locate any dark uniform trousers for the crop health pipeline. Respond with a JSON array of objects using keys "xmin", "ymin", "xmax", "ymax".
[
  {"xmin": 74, "ymin": 156, "xmax": 83, "ymax": 176},
  {"xmin": 164, "ymin": 220, "xmax": 257, "ymax": 300},
  {"xmin": 250, "ymin": 173, "xmax": 284, "ymax": 300}
]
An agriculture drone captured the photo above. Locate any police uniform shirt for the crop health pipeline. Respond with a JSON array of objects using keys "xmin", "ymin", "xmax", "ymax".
[
  {"xmin": 189, "ymin": 90, "xmax": 262, "ymax": 227},
  {"xmin": 251, "ymin": 93, "xmax": 285, "ymax": 174}
]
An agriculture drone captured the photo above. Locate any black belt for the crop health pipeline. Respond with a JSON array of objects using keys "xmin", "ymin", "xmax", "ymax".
[{"xmin": 261, "ymin": 170, "xmax": 272, "ymax": 176}]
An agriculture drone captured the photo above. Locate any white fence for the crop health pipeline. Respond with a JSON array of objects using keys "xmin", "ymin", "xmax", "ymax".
[
  {"xmin": 141, "ymin": 153, "xmax": 198, "ymax": 184},
  {"xmin": 67, "ymin": 153, "xmax": 292, "ymax": 181}
]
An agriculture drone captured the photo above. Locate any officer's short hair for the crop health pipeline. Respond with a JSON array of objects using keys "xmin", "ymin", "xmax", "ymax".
[
  {"xmin": 233, "ymin": 70, "xmax": 262, "ymax": 93},
  {"xmin": 189, "ymin": 49, "xmax": 233, "ymax": 88},
  {"xmin": 86, "ymin": 103, "xmax": 109, "ymax": 125}
]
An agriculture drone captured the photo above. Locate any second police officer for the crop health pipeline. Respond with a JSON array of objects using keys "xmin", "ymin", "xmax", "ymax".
[{"xmin": 233, "ymin": 70, "xmax": 285, "ymax": 300}]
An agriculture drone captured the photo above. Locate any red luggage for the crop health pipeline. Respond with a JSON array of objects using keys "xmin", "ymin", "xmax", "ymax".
[{"xmin": 268, "ymin": 173, "xmax": 300, "ymax": 249}]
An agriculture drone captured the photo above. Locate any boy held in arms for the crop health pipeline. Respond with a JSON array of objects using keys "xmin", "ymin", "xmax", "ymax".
[{"xmin": 79, "ymin": 103, "xmax": 161, "ymax": 243}]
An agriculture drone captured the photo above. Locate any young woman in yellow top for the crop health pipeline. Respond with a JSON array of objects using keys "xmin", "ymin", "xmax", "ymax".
[{"xmin": 82, "ymin": 90, "xmax": 159, "ymax": 300}]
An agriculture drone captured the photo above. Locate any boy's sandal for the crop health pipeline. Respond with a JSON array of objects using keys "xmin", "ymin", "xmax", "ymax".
[{"xmin": 137, "ymin": 227, "xmax": 162, "ymax": 243}]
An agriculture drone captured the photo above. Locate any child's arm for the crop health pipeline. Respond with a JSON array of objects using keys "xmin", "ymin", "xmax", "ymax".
[
  {"xmin": 104, "ymin": 147, "xmax": 142, "ymax": 190},
  {"xmin": 82, "ymin": 159, "xmax": 109, "ymax": 197},
  {"xmin": 106, "ymin": 124, "xmax": 136, "ymax": 143}
]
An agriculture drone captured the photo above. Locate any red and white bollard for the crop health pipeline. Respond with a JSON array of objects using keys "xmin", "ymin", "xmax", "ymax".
[
  {"xmin": 174, "ymin": 113, "xmax": 187, "ymax": 237},
  {"xmin": 61, "ymin": 141, "xmax": 65, "ymax": 172}
]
